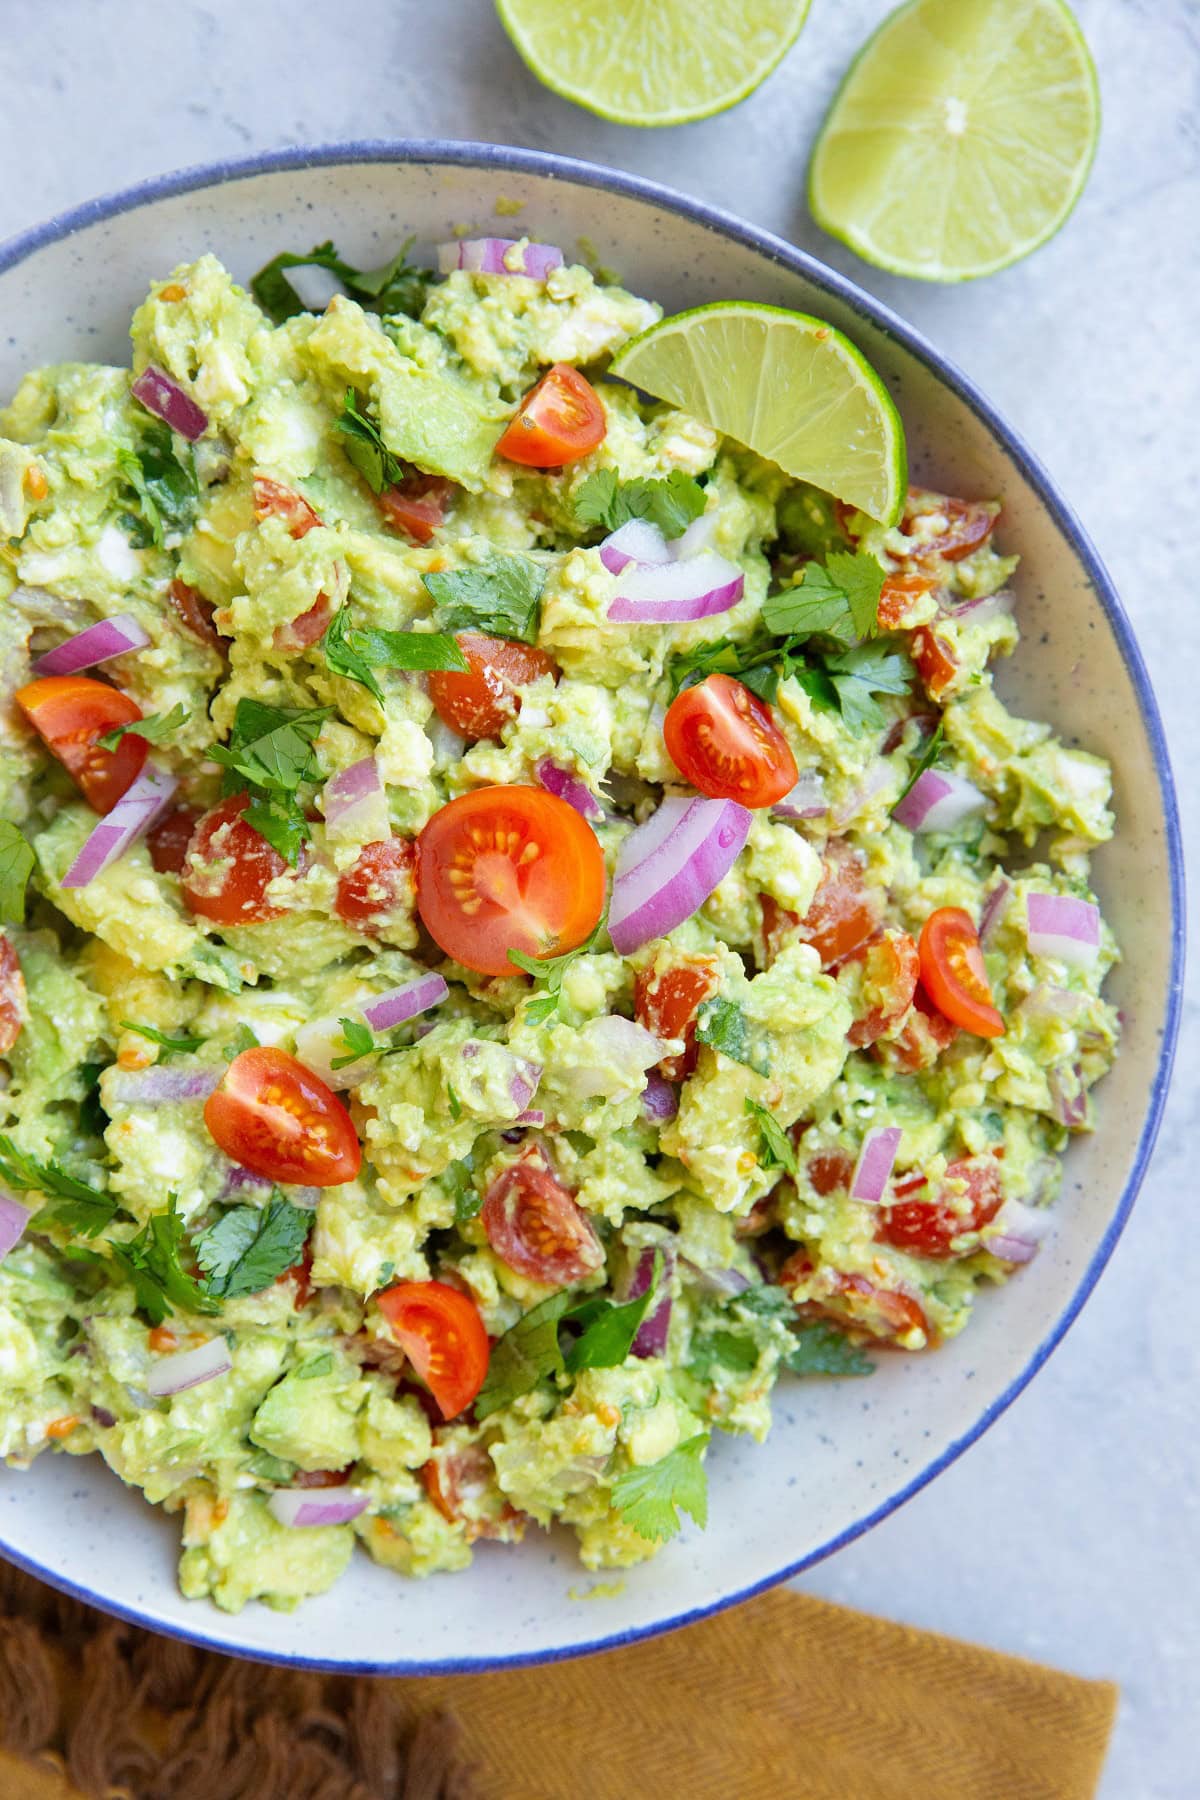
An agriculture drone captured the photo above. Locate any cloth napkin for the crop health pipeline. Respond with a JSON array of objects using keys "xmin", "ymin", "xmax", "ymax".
[{"xmin": 0, "ymin": 1561, "xmax": 1116, "ymax": 1799}]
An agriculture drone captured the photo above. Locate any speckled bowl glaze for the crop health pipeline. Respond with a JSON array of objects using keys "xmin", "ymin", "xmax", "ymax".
[{"xmin": 0, "ymin": 143, "xmax": 1183, "ymax": 1674}]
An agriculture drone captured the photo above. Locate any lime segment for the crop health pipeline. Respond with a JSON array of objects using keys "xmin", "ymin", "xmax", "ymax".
[
  {"xmin": 610, "ymin": 302, "xmax": 907, "ymax": 526},
  {"xmin": 496, "ymin": 0, "xmax": 811, "ymax": 128},
  {"xmin": 808, "ymin": 0, "xmax": 1100, "ymax": 282}
]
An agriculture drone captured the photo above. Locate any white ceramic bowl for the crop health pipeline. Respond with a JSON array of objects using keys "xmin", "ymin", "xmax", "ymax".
[{"xmin": 0, "ymin": 143, "xmax": 1183, "ymax": 1673}]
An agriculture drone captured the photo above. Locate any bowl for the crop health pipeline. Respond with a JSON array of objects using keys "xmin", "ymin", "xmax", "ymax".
[{"xmin": 0, "ymin": 141, "xmax": 1183, "ymax": 1674}]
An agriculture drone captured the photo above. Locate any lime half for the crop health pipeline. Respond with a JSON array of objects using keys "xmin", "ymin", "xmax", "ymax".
[
  {"xmin": 610, "ymin": 303, "xmax": 907, "ymax": 526},
  {"xmin": 808, "ymin": 0, "xmax": 1100, "ymax": 282},
  {"xmin": 496, "ymin": 0, "xmax": 812, "ymax": 128}
]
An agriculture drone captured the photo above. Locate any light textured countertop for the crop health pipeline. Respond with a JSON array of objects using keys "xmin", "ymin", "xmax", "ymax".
[{"xmin": 0, "ymin": 2, "xmax": 1195, "ymax": 1792}]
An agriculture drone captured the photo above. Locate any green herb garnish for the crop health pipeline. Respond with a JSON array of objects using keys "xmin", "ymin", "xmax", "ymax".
[
  {"xmin": 109, "ymin": 1195, "xmax": 218, "ymax": 1326},
  {"xmin": 207, "ymin": 698, "xmax": 333, "ymax": 865},
  {"xmin": 423, "ymin": 556, "xmax": 546, "ymax": 646},
  {"xmin": 195, "ymin": 1195, "xmax": 311, "ymax": 1301},
  {"xmin": 744, "ymin": 1098, "xmax": 797, "ymax": 1175},
  {"xmin": 573, "ymin": 469, "xmax": 706, "ymax": 541},
  {"xmin": 330, "ymin": 1017, "xmax": 377, "ymax": 1071},
  {"xmin": 250, "ymin": 240, "xmax": 429, "ymax": 326},
  {"xmin": 116, "ymin": 423, "xmax": 199, "ymax": 548},
  {"xmin": 322, "ymin": 602, "xmax": 466, "ymax": 703},
  {"xmin": 98, "ymin": 703, "xmax": 190, "ymax": 752},
  {"xmin": 119, "ymin": 1020, "xmax": 206, "ymax": 1057},
  {"xmin": 0, "ymin": 1134, "xmax": 119, "ymax": 1237},
  {"xmin": 610, "ymin": 1433, "xmax": 709, "ymax": 1544},
  {"xmin": 0, "ymin": 823, "xmax": 35, "ymax": 924},
  {"xmin": 507, "ymin": 916, "xmax": 607, "ymax": 1024},
  {"xmin": 695, "ymin": 997, "xmax": 770, "ymax": 1076}
]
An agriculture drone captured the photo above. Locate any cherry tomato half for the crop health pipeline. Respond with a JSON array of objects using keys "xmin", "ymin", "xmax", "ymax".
[
  {"xmin": 415, "ymin": 786, "xmax": 605, "ymax": 978},
  {"xmin": 181, "ymin": 793, "xmax": 289, "ymax": 925},
  {"xmin": 663, "ymin": 674, "xmax": 798, "ymax": 808},
  {"xmin": 634, "ymin": 956, "xmax": 720, "ymax": 1082},
  {"xmin": 496, "ymin": 364, "xmax": 606, "ymax": 467},
  {"xmin": 779, "ymin": 1252, "xmax": 930, "ymax": 1343},
  {"xmin": 842, "ymin": 929, "xmax": 920, "ymax": 1048},
  {"xmin": 376, "ymin": 1280, "xmax": 490, "ymax": 1420},
  {"xmin": 378, "ymin": 474, "xmax": 451, "ymax": 545},
  {"xmin": 482, "ymin": 1158, "xmax": 604, "ymax": 1287},
  {"xmin": 428, "ymin": 633, "xmax": 558, "ymax": 742},
  {"xmin": 904, "ymin": 489, "xmax": 996, "ymax": 564},
  {"xmin": 335, "ymin": 837, "xmax": 415, "ymax": 933},
  {"xmin": 0, "ymin": 935, "xmax": 27, "ymax": 1056},
  {"xmin": 877, "ymin": 573, "xmax": 936, "ymax": 630},
  {"xmin": 15, "ymin": 675, "xmax": 147, "ymax": 814},
  {"xmin": 911, "ymin": 627, "xmax": 958, "ymax": 699},
  {"xmin": 253, "ymin": 476, "xmax": 322, "ymax": 539},
  {"xmin": 421, "ymin": 1439, "xmax": 526, "ymax": 1541},
  {"xmin": 147, "ymin": 805, "xmax": 201, "ymax": 876},
  {"xmin": 204, "ymin": 1046, "xmax": 361, "ymax": 1187},
  {"xmin": 167, "ymin": 578, "xmax": 224, "ymax": 653},
  {"xmin": 918, "ymin": 907, "xmax": 1004, "ymax": 1039},
  {"xmin": 795, "ymin": 841, "xmax": 881, "ymax": 969},
  {"xmin": 880, "ymin": 984, "xmax": 960, "ymax": 1073},
  {"xmin": 876, "ymin": 1156, "xmax": 1004, "ymax": 1260},
  {"xmin": 273, "ymin": 592, "xmax": 334, "ymax": 653}
]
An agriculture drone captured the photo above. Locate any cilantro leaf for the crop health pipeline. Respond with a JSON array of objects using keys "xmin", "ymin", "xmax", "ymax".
[
  {"xmin": 0, "ymin": 823, "xmax": 35, "ymax": 924},
  {"xmin": 611, "ymin": 1432, "xmax": 709, "ymax": 1543},
  {"xmin": 775, "ymin": 484, "xmax": 849, "ymax": 560},
  {"xmin": 242, "ymin": 793, "xmax": 309, "ymax": 864},
  {"xmin": 733, "ymin": 1285, "xmax": 797, "ymax": 1324},
  {"xmin": 0, "ymin": 1134, "xmax": 119, "ymax": 1237},
  {"xmin": 336, "ymin": 390, "xmax": 407, "ymax": 496},
  {"xmin": 573, "ymin": 470, "xmax": 706, "ymax": 541},
  {"xmin": 891, "ymin": 721, "xmax": 945, "ymax": 813},
  {"xmin": 208, "ymin": 699, "xmax": 332, "ymax": 866},
  {"xmin": 826, "ymin": 549, "xmax": 887, "ymax": 640},
  {"xmin": 473, "ymin": 1291, "xmax": 571, "ymax": 1420},
  {"xmin": 507, "ymin": 916, "xmax": 607, "ymax": 1024},
  {"xmin": 563, "ymin": 1252, "xmax": 661, "ymax": 1375},
  {"xmin": 744, "ymin": 1098, "xmax": 797, "ymax": 1175},
  {"xmin": 761, "ymin": 550, "xmax": 885, "ymax": 644},
  {"xmin": 116, "ymin": 423, "xmax": 199, "ymax": 548},
  {"xmin": 330, "ymin": 1017, "xmax": 377, "ymax": 1070},
  {"xmin": 446, "ymin": 1161, "xmax": 481, "ymax": 1224},
  {"xmin": 296, "ymin": 1350, "xmax": 335, "ymax": 1380},
  {"xmin": 250, "ymin": 239, "xmax": 430, "ymax": 326},
  {"xmin": 195, "ymin": 1196, "xmax": 312, "ymax": 1301},
  {"xmin": 665, "ymin": 633, "xmax": 783, "ymax": 704},
  {"xmin": 223, "ymin": 1023, "xmax": 260, "ymax": 1059},
  {"xmin": 423, "ymin": 556, "xmax": 546, "ymax": 645},
  {"xmin": 695, "ymin": 997, "xmax": 770, "ymax": 1076},
  {"xmin": 823, "ymin": 640, "xmax": 913, "ymax": 734},
  {"xmin": 109, "ymin": 1195, "xmax": 218, "ymax": 1325},
  {"xmin": 97, "ymin": 702, "xmax": 190, "ymax": 752},
  {"xmin": 783, "ymin": 1322, "xmax": 874, "ymax": 1378},
  {"xmin": 119, "ymin": 1020, "xmax": 206, "ymax": 1057},
  {"xmin": 323, "ymin": 603, "xmax": 466, "ymax": 703},
  {"xmin": 687, "ymin": 1327, "xmax": 760, "ymax": 1381}
]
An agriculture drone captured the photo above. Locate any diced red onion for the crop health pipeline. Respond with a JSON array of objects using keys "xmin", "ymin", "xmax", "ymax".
[
  {"xmin": 60, "ymin": 766, "xmax": 178, "ymax": 888},
  {"xmin": 978, "ymin": 878, "xmax": 1011, "ymax": 947},
  {"xmin": 131, "ymin": 364, "xmax": 208, "ymax": 441},
  {"xmin": 771, "ymin": 770, "xmax": 827, "ymax": 821},
  {"xmin": 146, "ymin": 1335, "xmax": 232, "ymax": 1397},
  {"xmin": 268, "ymin": 1486, "xmax": 369, "ymax": 1529},
  {"xmin": 608, "ymin": 552, "xmax": 744, "ymax": 625},
  {"xmin": 599, "ymin": 518, "xmax": 671, "ymax": 574},
  {"xmin": 641, "ymin": 1073, "xmax": 678, "ymax": 1122},
  {"xmin": 851, "ymin": 1127, "xmax": 903, "ymax": 1204},
  {"xmin": 0, "ymin": 1192, "xmax": 31, "ymax": 1264},
  {"xmin": 534, "ymin": 758, "xmax": 606, "ymax": 822},
  {"xmin": 557, "ymin": 1017, "xmax": 662, "ymax": 1102},
  {"xmin": 106, "ymin": 1065, "xmax": 221, "ymax": 1106},
  {"xmin": 672, "ymin": 510, "xmax": 719, "ymax": 559},
  {"xmin": 283, "ymin": 263, "xmax": 346, "ymax": 311},
  {"xmin": 680, "ymin": 1259, "xmax": 751, "ymax": 1299},
  {"xmin": 610, "ymin": 795, "xmax": 752, "ymax": 955},
  {"xmin": 514, "ymin": 1108, "xmax": 544, "ymax": 1127},
  {"xmin": 437, "ymin": 238, "xmax": 564, "ymax": 279},
  {"xmin": 323, "ymin": 757, "xmax": 390, "ymax": 845},
  {"xmin": 984, "ymin": 1198, "xmax": 1052, "ymax": 1265},
  {"xmin": 944, "ymin": 590, "xmax": 1015, "ymax": 625},
  {"xmin": 892, "ymin": 768, "xmax": 986, "ymax": 833},
  {"xmin": 1048, "ymin": 1063, "xmax": 1090, "ymax": 1130},
  {"xmin": 509, "ymin": 1058, "xmax": 543, "ymax": 1114},
  {"xmin": 32, "ymin": 614, "xmax": 150, "ymax": 677},
  {"xmin": 1026, "ymin": 893, "xmax": 1101, "ymax": 968},
  {"xmin": 91, "ymin": 1405, "xmax": 117, "ymax": 1428},
  {"xmin": 362, "ymin": 973, "xmax": 449, "ymax": 1032},
  {"xmin": 221, "ymin": 1166, "xmax": 274, "ymax": 1198},
  {"xmin": 624, "ymin": 1242, "xmax": 676, "ymax": 1358}
]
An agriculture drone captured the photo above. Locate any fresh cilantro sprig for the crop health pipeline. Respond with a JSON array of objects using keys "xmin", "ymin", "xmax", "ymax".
[
  {"xmin": 322, "ymin": 603, "xmax": 467, "ymax": 704},
  {"xmin": 445, "ymin": 1161, "xmax": 481, "ymax": 1225},
  {"xmin": 762, "ymin": 550, "xmax": 885, "ymax": 644},
  {"xmin": 695, "ymin": 997, "xmax": 770, "ymax": 1076},
  {"xmin": 744, "ymin": 1098, "xmax": 796, "ymax": 1175},
  {"xmin": 250, "ymin": 239, "xmax": 430, "ymax": 326},
  {"xmin": 330, "ymin": 1017, "xmax": 378, "ymax": 1071},
  {"xmin": 296, "ymin": 1350, "xmax": 335, "ymax": 1380},
  {"xmin": 0, "ymin": 823, "xmax": 34, "ymax": 924},
  {"xmin": 207, "ymin": 699, "xmax": 333, "ymax": 864},
  {"xmin": 116, "ymin": 423, "xmax": 199, "ymax": 549},
  {"xmin": 98, "ymin": 703, "xmax": 190, "ymax": 752},
  {"xmin": 336, "ymin": 390, "xmax": 407, "ymax": 495},
  {"xmin": 119, "ymin": 1020, "xmax": 206, "ymax": 1057},
  {"xmin": 0, "ymin": 1134, "xmax": 119, "ymax": 1238},
  {"xmin": 507, "ymin": 917, "xmax": 608, "ymax": 1024},
  {"xmin": 820, "ymin": 640, "xmax": 913, "ymax": 734},
  {"xmin": 665, "ymin": 633, "xmax": 783, "ymax": 704},
  {"xmin": 891, "ymin": 720, "xmax": 946, "ymax": 813},
  {"xmin": 573, "ymin": 469, "xmax": 707, "ymax": 541},
  {"xmin": 195, "ymin": 1195, "xmax": 311, "ymax": 1301},
  {"xmin": 610, "ymin": 1432, "xmax": 709, "ymax": 1544},
  {"xmin": 783, "ymin": 1322, "xmax": 874, "ymax": 1378},
  {"xmin": 691, "ymin": 1284, "xmax": 874, "ymax": 1382},
  {"xmin": 109, "ymin": 1194, "xmax": 219, "ymax": 1326},
  {"xmin": 423, "ymin": 556, "xmax": 546, "ymax": 646}
]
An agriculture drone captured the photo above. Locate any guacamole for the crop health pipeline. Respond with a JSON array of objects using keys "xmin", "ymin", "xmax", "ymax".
[{"xmin": 0, "ymin": 237, "xmax": 1119, "ymax": 1611}]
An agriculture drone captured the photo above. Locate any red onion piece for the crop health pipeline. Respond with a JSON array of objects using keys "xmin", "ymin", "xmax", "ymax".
[
  {"xmin": 60, "ymin": 766, "xmax": 178, "ymax": 888},
  {"xmin": 984, "ymin": 1198, "xmax": 1052, "ymax": 1265},
  {"xmin": 1025, "ymin": 893, "xmax": 1101, "ymax": 967},
  {"xmin": 672, "ymin": 510, "xmax": 719, "ymax": 559},
  {"xmin": 509, "ymin": 1058, "xmax": 543, "ymax": 1114},
  {"xmin": 851, "ymin": 1127, "xmax": 903, "ymax": 1204},
  {"xmin": 1048, "ymin": 1063, "xmax": 1090, "ymax": 1129},
  {"xmin": 268, "ymin": 1485, "xmax": 369, "ymax": 1528},
  {"xmin": 608, "ymin": 552, "xmax": 744, "ymax": 624},
  {"xmin": 32, "ymin": 613, "xmax": 150, "ymax": 677},
  {"xmin": 323, "ymin": 757, "xmax": 390, "ymax": 845},
  {"xmin": 0, "ymin": 1192, "xmax": 31, "ymax": 1264},
  {"xmin": 1017, "ymin": 984, "xmax": 1090, "ymax": 1024},
  {"xmin": 771, "ymin": 770, "xmax": 827, "ymax": 820},
  {"xmin": 131, "ymin": 364, "xmax": 208, "ymax": 441},
  {"xmin": 514, "ymin": 1108, "xmax": 545, "ymax": 1127},
  {"xmin": 534, "ymin": 758, "xmax": 606, "ymax": 822},
  {"xmin": 361, "ymin": 973, "xmax": 449, "ymax": 1032},
  {"xmin": 944, "ymin": 590, "xmax": 1015, "ymax": 624},
  {"xmin": 599, "ymin": 518, "xmax": 671, "ymax": 574},
  {"xmin": 892, "ymin": 768, "xmax": 986, "ymax": 833},
  {"xmin": 221, "ymin": 1166, "xmax": 274, "ymax": 1199},
  {"xmin": 146, "ymin": 1335, "xmax": 233, "ymax": 1397},
  {"xmin": 978, "ymin": 878, "xmax": 1012, "ymax": 947},
  {"xmin": 437, "ymin": 238, "xmax": 564, "ymax": 279},
  {"xmin": 624, "ymin": 1242, "xmax": 676, "ymax": 1358},
  {"xmin": 681, "ymin": 1259, "xmax": 751, "ymax": 1300},
  {"xmin": 106, "ymin": 1065, "xmax": 221, "ymax": 1106},
  {"xmin": 610, "ymin": 795, "xmax": 752, "ymax": 955},
  {"xmin": 640, "ymin": 1073, "xmax": 678, "ymax": 1122}
]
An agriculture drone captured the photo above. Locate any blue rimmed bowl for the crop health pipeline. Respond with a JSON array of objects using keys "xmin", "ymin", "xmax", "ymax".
[{"xmin": 0, "ymin": 141, "xmax": 1183, "ymax": 1674}]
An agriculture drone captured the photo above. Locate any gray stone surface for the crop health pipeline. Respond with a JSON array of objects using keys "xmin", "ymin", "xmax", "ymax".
[{"xmin": 0, "ymin": 1, "xmax": 1195, "ymax": 1790}]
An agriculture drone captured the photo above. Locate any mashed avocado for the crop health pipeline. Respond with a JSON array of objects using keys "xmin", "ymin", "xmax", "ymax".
[{"xmin": 0, "ymin": 236, "xmax": 1118, "ymax": 1610}]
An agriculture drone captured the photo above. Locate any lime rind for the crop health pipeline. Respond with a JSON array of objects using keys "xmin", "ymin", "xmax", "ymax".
[{"xmin": 610, "ymin": 301, "xmax": 907, "ymax": 527}]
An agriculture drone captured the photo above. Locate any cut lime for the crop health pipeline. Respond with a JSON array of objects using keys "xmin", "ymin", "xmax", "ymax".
[
  {"xmin": 496, "ymin": 0, "xmax": 811, "ymax": 128},
  {"xmin": 610, "ymin": 303, "xmax": 907, "ymax": 526},
  {"xmin": 808, "ymin": 0, "xmax": 1100, "ymax": 283}
]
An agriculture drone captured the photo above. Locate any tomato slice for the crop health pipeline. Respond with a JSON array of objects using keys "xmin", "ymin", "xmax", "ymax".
[
  {"xmin": 877, "ymin": 1156, "xmax": 1004, "ymax": 1259},
  {"xmin": 167, "ymin": 578, "xmax": 224, "ymax": 653},
  {"xmin": 273, "ymin": 592, "xmax": 335, "ymax": 653},
  {"xmin": 378, "ymin": 474, "xmax": 451, "ymax": 544},
  {"xmin": 663, "ymin": 674, "xmax": 798, "ymax": 808},
  {"xmin": 918, "ymin": 908, "xmax": 1004, "ymax": 1038},
  {"xmin": 911, "ymin": 627, "xmax": 958, "ymax": 699},
  {"xmin": 15, "ymin": 675, "xmax": 147, "ymax": 814},
  {"xmin": 253, "ymin": 476, "xmax": 321, "ymax": 539},
  {"xmin": 146, "ymin": 805, "xmax": 201, "ymax": 876},
  {"xmin": 842, "ymin": 929, "xmax": 920, "ymax": 1048},
  {"xmin": 779, "ymin": 1252, "xmax": 930, "ymax": 1343},
  {"xmin": 482, "ymin": 1158, "xmax": 604, "ymax": 1287},
  {"xmin": 496, "ymin": 364, "xmax": 606, "ymax": 467},
  {"xmin": 759, "ymin": 894, "xmax": 801, "ymax": 969},
  {"xmin": 415, "ymin": 786, "xmax": 605, "ymax": 977},
  {"xmin": 0, "ymin": 935, "xmax": 26, "ymax": 1056},
  {"xmin": 204, "ymin": 1046, "xmax": 361, "ymax": 1186},
  {"xmin": 795, "ymin": 841, "xmax": 881, "ymax": 969},
  {"xmin": 904, "ymin": 489, "xmax": 996, "ymax": 564},
  {"xmin": 807, "ymin": 1150, "xmax": 854, "ymax": 1196},
  {"xmin": 428, "ymin": 633, "xmax": 558, "ymax": 742},
  {"xmin": 334, "ymin": 837, "xmax": 415, "ymax": 933},
  {"xmin": 377, "ymin": 1280, "xmax": 489, "ymax": 1420},
  {"xmin": 877, "ymin": 573, "xmax": 936, "ymax": 629},
  {"xmin": 421, "ymin": 1439, "xmax": 526, "ymax": 1541},
  {"xmin": 634, "ymin": 956, "xmax": 720, "ymax": 1081},
  {"xmin": 180, "ymin": 793, "xmax": 289, "ymax": 925}
]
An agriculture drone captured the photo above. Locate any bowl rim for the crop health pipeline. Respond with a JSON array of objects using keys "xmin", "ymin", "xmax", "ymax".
[{"xmin": 0, "ymin": 138, "xmax": 1185, "ymax": 1675}]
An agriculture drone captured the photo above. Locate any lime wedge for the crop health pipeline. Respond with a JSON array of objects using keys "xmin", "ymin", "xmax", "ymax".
[
  {"xmin": 496, "ymin": 0, "xmax": 812, "ymax": 127},
  {"xmin": 609, "ymin": 303, "xmax": 907, "ymax": 526},
  {"xmin": 808, "ymin": 0, "xmax": 1100, "ymax": 282}
]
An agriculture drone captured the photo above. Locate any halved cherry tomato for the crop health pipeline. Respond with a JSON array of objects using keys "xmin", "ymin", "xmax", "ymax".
[
  {"xmin": 377, "ymin": 474, "xmax": 451, "ymax": 544},
  {"xmin": 203, "ymin": 1046, "xmax": 361, "ymax": 1186},
  {"xmin": 167, "ymin": 578, "xmax": 224, "ymax": 653},
  {"xmin": 634, "ymin": 956, "xmax": 720, "ymax": 1081},
  {"xmin": 807, "ymin": 1150, "xmax": 854, "ymax": 1196},
  {"xmin": 918, "ymin": 908, "xmax": 1004, "ymax": 1038},
  {"xmin": 421, "ymin": 1439, "xmax": 526, "ymax": 1541},
  {"xmin": 904, "ymin": 489, "xmax": 996, "ymax": 564},
  {"xmin": 482, "ymin": 1157, "xmax": 604, "ymax": 1287},
  {"xmin": 253, "ymin": 476, "xmax": 321, "ymax": 539},
  {"xmin": 377, "ymin": 1280, "xmax": 489, "ymax": 1420},
  {"xmin": 877, "ymin": 573, "xmax": 936, "ymax": 629},
  {"xmin": 415, "ymin": 786, "xmax": 605, "ymax": 977},
  {"xmin": 428, "ymin": 632, "xmax": 557, "ymax": 742},
  {"xmin": 0, "ymin": 935, "xmax": 26, "ymax": 1056},
  {"xmin": 275, "ymin": 594, "xmax": 335, "ymax": 653},
  {"xmin": 496, "ymin": 364, "xmax": 606, "ymax": 467},
  {"xmin": 147, "ymin": 805, "xmax": 201, "ymax": 876},
  {"xmin": 842, "ymin": 929, "xmax": 920, "ymax": 1048},
  {"xmin": 779, "ymin": 1251, "xmax": 930, "ymax": 1342},
  {"xmin": 881, "ymin": 985, "xmax": 960, "ymax": 1073},
  {"xmin": 877, "ymin": 1156, "xmax": 1003, "ymax": 1260},
  {"xmin": 663, "ymin": 674, "xmax": 798, "ymax": 808},
  {"xmin": 334, "ymin": 837, "xmax": 415, "ymax": 932},
  {"xmin": 911, "ymin": 628, "xmax": 958, "ymax": 699},
  {"xmin": 15, "ymin": 675, "xmax": 147, "ymax": 814},
  {"xmin": 180, "ymin": 793, "xmax": 289, "ymax": 925},
  {"xmin": 795, "ymin": 840, "xmax": 881, "ymax": 969}
]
